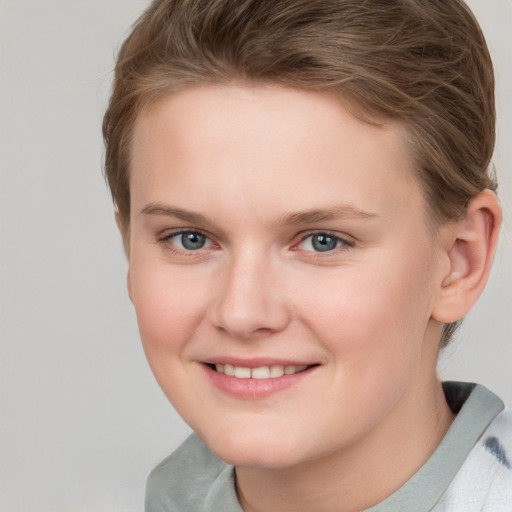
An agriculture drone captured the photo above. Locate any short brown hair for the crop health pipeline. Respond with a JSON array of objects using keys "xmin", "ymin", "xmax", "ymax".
[{"xmin": 103, "ymin": 0, "xmax": 497, "ymax": 345}]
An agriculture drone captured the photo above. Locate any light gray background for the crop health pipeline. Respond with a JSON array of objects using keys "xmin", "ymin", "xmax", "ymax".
[{"xmin": 0, "ymin": 1, "xmax": 510, "ymax": 510}]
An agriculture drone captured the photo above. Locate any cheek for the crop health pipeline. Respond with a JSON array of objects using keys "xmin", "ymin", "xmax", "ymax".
[
  {"xmin": 128, "ymin": 264, "xmax": 213, "ymax": 413},
  {"xmin": 129, "ymin": 261, "xmax": 210, "ymax": 359},
  {"xmin": 297, "ymin": 249, "xmax": 435, "ymax": 362}
]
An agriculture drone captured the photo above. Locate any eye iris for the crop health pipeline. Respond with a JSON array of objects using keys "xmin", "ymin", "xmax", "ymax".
[
  {"xmin": 312, "ymin": 234, "xmax": 338, "ymax": 252},
  {"xmin": 181, "ymin": 232, "xmax": 206, "ymax": 250}
]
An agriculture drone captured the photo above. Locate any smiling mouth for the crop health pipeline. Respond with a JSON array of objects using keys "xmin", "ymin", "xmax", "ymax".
[{"xmin": 208, "ymin": 363, "xmax": 314, "ymax": 380}]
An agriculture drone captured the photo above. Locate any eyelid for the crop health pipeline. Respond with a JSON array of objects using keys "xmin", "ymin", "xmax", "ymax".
[
  {"xmin": 158, "ymin": 227, "xmax": 205, "ymax": 240},
  {"xmin": 293, "ymin": 230, "xmax": 355, "ymax": 252},
  {"xmin": 158, "ymin": 228, "xmax": 218, "ymax": 251},
  {"xmin": 156, "ymin": 227, "xmax": 354, "ymax": 253}
]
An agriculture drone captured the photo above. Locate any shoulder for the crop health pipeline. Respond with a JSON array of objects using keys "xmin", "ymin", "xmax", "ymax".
[
  {"xmin": 145, "ymin": 434, "xmax": 230, "ymax": 512},
  {"xmin": 435, "ymin": 407, "xmax": 512, "ymax": 511}
]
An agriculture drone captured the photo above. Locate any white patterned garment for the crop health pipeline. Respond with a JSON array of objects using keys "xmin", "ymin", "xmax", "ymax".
[{"xmin": 433, "ymin": 407, "xmax": 512, "ymax": 512}]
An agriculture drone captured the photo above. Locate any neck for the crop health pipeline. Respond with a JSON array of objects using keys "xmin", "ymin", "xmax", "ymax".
[{"xmin": 236, "ymin": 378, "xmax": 455, "ymax": 512}]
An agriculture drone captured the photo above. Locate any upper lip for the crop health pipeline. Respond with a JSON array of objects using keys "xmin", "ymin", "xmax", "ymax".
[{"xmin": 202, "ymin": 357, "xmax": 317, "ymax": 368}]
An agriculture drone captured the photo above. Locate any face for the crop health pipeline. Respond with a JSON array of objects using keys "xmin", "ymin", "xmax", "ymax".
[{"xmin": 128, "ymin": 85, "xmax": 447, "ymax": 469}]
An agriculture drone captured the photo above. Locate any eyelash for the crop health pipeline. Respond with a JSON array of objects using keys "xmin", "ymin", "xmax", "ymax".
[
  {"xmin": 294, "ymin": 231, "xmax": 354, "ymax": 254},
  {"xmin": 158, "ymin": 229, "xmax": 354, "ymax": 257},
  {"xmin": 157, "ymin": 229, "xmax": 217, "ymax": 256}
]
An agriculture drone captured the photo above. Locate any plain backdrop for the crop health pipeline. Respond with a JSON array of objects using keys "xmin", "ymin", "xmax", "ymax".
[{"xmin": 0, "ymin": 1, "xmax": 510, "ymax": 510}]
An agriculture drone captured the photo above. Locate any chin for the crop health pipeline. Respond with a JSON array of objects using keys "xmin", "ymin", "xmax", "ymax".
[{"xmin": 199, "ymin": 426, "xmax": 310, "ymax": 468}]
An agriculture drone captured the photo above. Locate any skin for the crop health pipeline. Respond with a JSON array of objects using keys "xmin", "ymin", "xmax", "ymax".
[{"xmin": 125, "ymin": 85, "xmax": 499, "ymax": 511}]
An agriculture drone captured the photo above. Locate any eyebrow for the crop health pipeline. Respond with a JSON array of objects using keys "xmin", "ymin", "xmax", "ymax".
[
  {"xmin": 140, "ymin": 202, "xmax": 378, "ymax": 226},
  {"xmin": 140, "ymin": 203, "xmax": 210, "ymax": 225},
  {"xmin": 278, "ymin": 206, "xmax": 379, "ymax": 225}
]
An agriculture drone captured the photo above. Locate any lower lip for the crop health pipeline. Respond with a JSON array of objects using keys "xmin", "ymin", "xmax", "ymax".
[{"xmin": 201, "ymin": 364, "xmax": 317, "ymax": 399}]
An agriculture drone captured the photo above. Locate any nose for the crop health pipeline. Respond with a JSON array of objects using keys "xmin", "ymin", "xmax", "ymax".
[{"xmin": 208, "ymin": 249, "xmax": 292, "ymax": 340}]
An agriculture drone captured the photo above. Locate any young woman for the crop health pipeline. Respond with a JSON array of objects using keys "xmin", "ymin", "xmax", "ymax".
[{"xmin": 103, "ymin": 1, "xmax": 511, "ymax": 510}]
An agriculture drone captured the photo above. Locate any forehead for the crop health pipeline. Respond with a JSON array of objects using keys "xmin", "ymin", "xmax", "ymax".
[{"xmin": 129, "ymin": 85, "xmax": 426, "ymax": 226}]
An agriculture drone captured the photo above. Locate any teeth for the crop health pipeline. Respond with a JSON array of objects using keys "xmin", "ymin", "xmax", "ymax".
[
  {"xmin": 270, "ymin": 365, "xmax": 284, "ymax": 377},
  {"xmin": 284, "ymin": 365, "xmax": 296, "ymax": 375},
  {"xmin": 234, "ymin": 366, "xmax": 251, "ymax": 379},
  {"xmin": 251, "ymin": 366, "xmax": 271, "ymax": 379},
  {"xmin": 224, "ymin": 364, "xmax": 235, "ymax": 376},
  {"xmin": 214, "ymin": 364, "xmax": 309, "ymax": 379}
]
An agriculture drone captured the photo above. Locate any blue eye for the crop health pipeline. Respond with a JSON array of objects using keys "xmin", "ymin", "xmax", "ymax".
[
  {"xmin": 169, "ymin": 231, "xmax": 212, "ymax": 251},
  {"xmin": 298, "ymin": 233, "xmax": 345, "ymax": 252}
]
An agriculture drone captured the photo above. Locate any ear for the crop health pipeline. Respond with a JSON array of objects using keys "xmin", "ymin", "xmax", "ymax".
[
  {"xmin": 432, "ymin": 189, "xmax": 501, "ymax": 323},
  {"xmin": 126, "ymin": 268, "xmax": 134, "ymax": 303},
  {"xmin": 114, "ymin": 210, "xmax": 123, "ymax": 232},
  {"xmin": 114, "ymin": 211, "xmax": 131, "ymax": 258},
  {"xmin": 114, "ymin": 211, "xmax": 133, "ymax": 301}
]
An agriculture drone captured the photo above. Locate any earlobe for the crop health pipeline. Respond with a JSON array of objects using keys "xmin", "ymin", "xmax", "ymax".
[
  {"xmin": 114, "ymin": 211, "xmax": 123, "ymax": 232},
  {"xmin": 432, "ymin": 189, "xmax": 501, "ymax": 323},
  {"xmin": 127, "ymin": 269, "xmax": 134, "ymax": 303}
]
